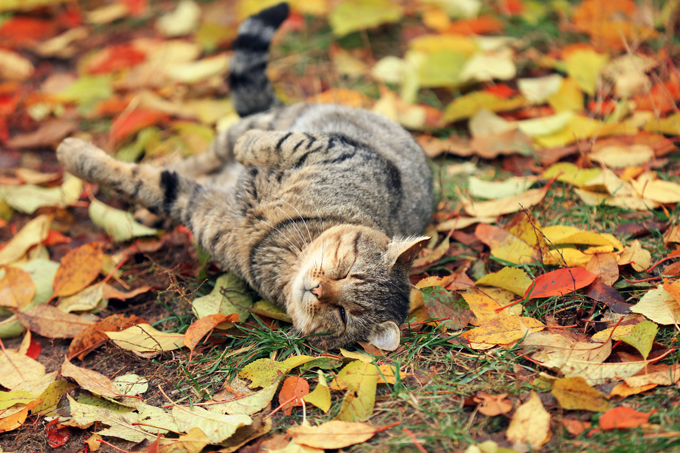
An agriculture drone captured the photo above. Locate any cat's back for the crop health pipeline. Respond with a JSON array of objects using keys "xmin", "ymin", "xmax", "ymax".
[{"xmin": 282, "ymin": 103, "xmax": 434, "ymax": 236}]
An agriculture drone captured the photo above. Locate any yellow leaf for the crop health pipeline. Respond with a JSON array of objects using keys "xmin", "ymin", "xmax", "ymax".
[
  {"xmin": 644, "ymin": 112, "xmax": 680, "ymax": 135},
  {"xmin": 534, "ymin": 115, "xmax": 636, "ymax": 149},
  {"xmin": 166, "ymin": 54, "xmax": 229, "ymax": 84},
  {"xmin": 0, "ymin": 351, "xmax": 45, "ymax": 390},
  {"xmin": 630, "ymin": 284, "xmax": 680, "ymax": 325},
  {"xmin": 506, "ymin": 392, "xmax": 551, "ymax": 449},
  {"xmin": 543, "ymin": 247, "xmax": 595, "ymax": 267},
  {"xmin": 573, "ymin": 188, "xmax": 659, "ymax": 211},
  {"xmin": 0, "ymin": 174, "xmax": 83, "ymax": 214},
  {"xmin": 590, "ymin": 145, "xmax": 654, "ymax": 169},
  {"xmin": 547, "ymin": 77, "xmax": 584, "ymax": 112},
  {"xmin": 104, "ymin": 324, "xmax": 185, "ymax": 355},
  {"xmin": 443, "ymin": 92, "xmax": 525, "ymax": 123},
  {"xmin": 618, "ymin": 239, "xmax": 651, "ymax": 272},
  {"xmin": 631, "ymin": 177, "xmax": 680, "ymax": 204},
  {"xmin": 302, "ymin": 371, "xmax": 331, "ymax": 413},
  {"xmin": 624, "ymin": 365, "xmax": 680, "ymax": 388},
  {"xmin": 329, "ymin": 0, "xmax": 403, "ymax": 37},
  {"xmin": 459, "ymin": 48, "xmax": 516, "ymax": 84},
  {"xmin": 563, "ymin": 47, "xmax": 609, "ymax": 95},
  {"xmin": 309, "ymin": 88, "xmax": 371, "ymax": 108},
  {"xmin": 542, "ymin": 162, "xmax": 600, "ymax": 188},
  {"xmin": 515, "ymin": 111, "xmax": 574, "ymax": 137},
  {"xmin": 467, "ymin": 176, "xmax": 536, "ymax": 200},
  {"xmin": 0, "ymin": 49, "xmax": 34, "ymax": 81},
  {"xmin": 330, "ymin": 47, "xmax": 368, "ymax": 77},
  {"xmin": 155, "ymin": 0, "xmax": 201, "ymax": 37},
  {"xmin": 541, "ymin": 225, "xmax": 617, "ymax": 247},
  {"xmin": 475, "ymin": 267, "xmax": 532, "ymax": 296},
  {"xmin": 0, "ymin": 215, "xmax": 51, "ymax": 266},
  {"xmin": 461, "ymin": 316, "xmax": 544, "ymax": 345},
  {"xmin": 551, "ymin": 377, "xmax": 610, "ymax": 412},
  {"xmin": 288, "ymin": 421, "xmax": 376, "ymax": 449}
]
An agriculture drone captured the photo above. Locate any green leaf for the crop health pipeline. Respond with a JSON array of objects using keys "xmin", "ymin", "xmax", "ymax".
[
  {"xmin": 0, "ymin": 174, "xmax": 82, "ymax": 214},
  {"xmin": 329, "ymin": 0, "xmax": 403, "ymax": 37},
  {"xmin": 191, "ymin": 273, "xmax": 253, "ymax": 326},
  {"xmin": 619, "ymin": 321, "xmax": 658, "ymax": 360},
  {"xmin": 252, "ymin": 300, "xmax": 292, "ymax": 323},
  {"xmin": 172, "ymin": 406, "xmax": 252, "ymax": 444},
  {"xmin": 239, "ymin": 356, "xmax": 315, "ymax": 389},
  {"xmin": 31, "ymin": 380, "xmax": 78, "ymax": 416},
  {"xmin": 88, "ymin": 197, "xmax": 158, "ymax": 241},
  {"xmin": 0, "ymin": 389, "xmax": 38, "ymax": 411}
]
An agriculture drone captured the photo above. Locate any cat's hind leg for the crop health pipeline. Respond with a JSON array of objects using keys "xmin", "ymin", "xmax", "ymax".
[{"xmin": 57, "ymin": 138, "xmax": 201, "ymax": 226}]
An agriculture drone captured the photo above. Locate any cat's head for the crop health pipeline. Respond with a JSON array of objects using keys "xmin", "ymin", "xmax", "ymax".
[{"xmin": 289, "ymin": 225, "xmax": 428, "ymax": 351}]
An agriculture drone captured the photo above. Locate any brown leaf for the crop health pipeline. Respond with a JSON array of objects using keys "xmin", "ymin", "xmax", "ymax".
[
  {"xmin": 15, "ymin": 305, "xmax": 94, "ymax": 339},
  {"xmin": 0, "ymin": 266, "xmax": 35, "ymax": 309},
  {"xmin": 614, "ymin": 221, "xmax": 667, "ymax": 238},
  {"xmin": 6, "ymin": 119, "xmax": 77, "ymax": 149},
  {"xmin": 583, "ymin": 280, "xmax": 632, "ymax": 314},
  {"xmin": 53, "ymin": 242, "xmax": 104, "ymax": 298},
  {"xmin": 586, "ymin": 253, "xmax": 619, "ymax": 286},
  {"xmin": 473, "ymin": 392, "xmax": 512, "ymax": 416},
  {"xmin": 184, "ymin": 313, "xmax": 238, "ymax": 358},
  {"xmin": 470, "ymin": 128, "xmax": 534, "ymax": 159},
  {"xmin": 61, "ymin": 357, "xmax": 119, "ymax": 398},
  {"xmin": 278, "ymin": 376, "xmax": 310, "ymax": 416},
  {"xmin": 68, "ymin": 314, "xmax": 147, "ymax": 360}
]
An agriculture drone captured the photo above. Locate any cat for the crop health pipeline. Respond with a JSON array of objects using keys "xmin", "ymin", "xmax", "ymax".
[{"xmin": 56, "ymin": 2, "xmax": 434, "ymax": 351}]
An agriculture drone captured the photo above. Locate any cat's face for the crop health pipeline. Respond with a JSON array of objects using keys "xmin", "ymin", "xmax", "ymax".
[{"xmin": 289, "ymin": 225, "xmax": 428, "ymax": 350}]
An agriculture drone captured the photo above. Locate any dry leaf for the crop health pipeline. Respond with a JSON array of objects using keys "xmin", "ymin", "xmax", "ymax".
[
  {"xmin": 506, "ymin": 392, "xmax": 551, "ymax": 449},
  {"xmin": 288, "ymin": 421, "xmax": 376, "ymax": 449},
  {"xmin": 0, "ymin": 267, "xmax": 35, "ymax": 309},
  {"xmin": 61, "ymin": 357, "xmax": 119, "ymax": 398},
  {"xmin": 15, "ymin": 305, "xmax": 94, "ymax": 339},
  {"xmin": 52, "ymin": 242, "xmax": 104, "ymax": 298},
  {"xmin": 473, "ymin": 393, "xmax": 512, "ymax": 416}
]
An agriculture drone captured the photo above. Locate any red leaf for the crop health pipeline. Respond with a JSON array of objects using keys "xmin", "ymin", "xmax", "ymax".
[
  {"xmin": 446, "ymin": 16, "xmax": 504, "ymax": 35},
  {"xmin": 529, "ymin": 268, "xmax": 597, "ymax": 299},
  {"xmin": 46, "ymin": 419, "xmax": 70, "ymax": 448},
  {"xmin": 599, "ymin": 407, "xmax": 656, "ymax": 430},
  {"xmin": 25, "ymin": 336, "xmax": 42, "ymax": 359},
  {"xmin": 87, "ymin": 43, "xmax": 147, "ymax": 75},
  {"xmin": 122, "ymin": 0, "xmax": 148, "ymax": 16},
  {"xmin": 111, "ymin": 110, "xmax": 168, "ymax": 143},
  {"xmin": 279, "ymin": 376, "xmax": 310, "ymax": 416},
  {"xmin": 43, "ymin": 230, "xmax": 71, "ymax": 246},
  {"xmin": 0, "ymin": 18, "xmax": 56, "ymax": 48},
  {"xmin": 0, "ymin": 116, "xmax": 7, "ymax": 142},
  {"xmin": 484, "ymin": 84, "xmax": 516, "ymax": 99}
]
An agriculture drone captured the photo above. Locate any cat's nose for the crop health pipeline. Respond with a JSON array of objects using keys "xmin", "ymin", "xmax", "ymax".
[{"xmin": 311, "ymin": 283, "xmax": 323, "ymax": 299}]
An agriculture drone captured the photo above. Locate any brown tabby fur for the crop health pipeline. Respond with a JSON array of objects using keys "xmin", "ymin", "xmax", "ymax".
[{"xmin": 56, "ymin": 3, "xmax": 433, "ymax": 350}]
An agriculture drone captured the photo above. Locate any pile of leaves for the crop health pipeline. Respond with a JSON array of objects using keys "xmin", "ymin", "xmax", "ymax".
[{"xmin": 1, "ymin": 0, "xmax": 680, "ymax": 452}]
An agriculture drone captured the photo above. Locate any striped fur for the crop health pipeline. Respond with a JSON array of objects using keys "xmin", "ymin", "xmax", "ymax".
[{"xmin": 56, "ymin": 3, "xmax": 434, "ymax": 350}]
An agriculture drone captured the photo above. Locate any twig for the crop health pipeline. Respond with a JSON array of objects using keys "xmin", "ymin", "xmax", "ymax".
[{"xmin": 402, "ymin": 427, "xmax": 429, "ymax": 453}]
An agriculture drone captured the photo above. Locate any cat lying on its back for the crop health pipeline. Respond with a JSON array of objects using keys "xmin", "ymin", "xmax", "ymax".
[{"xmin": 57, "ymin": 3, "xmax": 434, "ymax": 350}]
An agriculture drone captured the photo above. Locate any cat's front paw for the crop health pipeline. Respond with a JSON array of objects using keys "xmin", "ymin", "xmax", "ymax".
[{"xmin": 56, "ymin": 138, "xmax": 112, "ymax": 179}]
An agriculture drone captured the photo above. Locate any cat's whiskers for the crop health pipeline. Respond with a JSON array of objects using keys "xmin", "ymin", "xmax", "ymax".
[
  {"xmin": 273, "ymin": 205, "xmax": 308, "ymax": 251},
  {"xmin": 275, "ymin": 195, "xmax": 313, "ymax": 245},
  {"xmin": 258, "ymin": 219, "xmax": 304, "ymax": 258}
]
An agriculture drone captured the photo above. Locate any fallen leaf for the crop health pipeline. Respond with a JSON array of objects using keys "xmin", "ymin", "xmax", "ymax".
[
  {"xmin": 462, "ymin": 184, "xmax": 549, "ymax": 218},
  {"xmin": 191, "ymin": 273, "xmax": 253, "ymax": 327},
  {"xmin": 15, "ymin": 305, "xmax": 94, "ymax": 339},
  {"xmin": 461, "ymin": 316, "xmax": 544, "ymax": 345},
  {"xmin": 57, "ymin": 283, "xmax": 105, "ymax": 313},
  {"xmin": 548, "ymin": 77, "xmax": 584, "ymax": 112},
  {"xmin": 89, "ymin": 197, "xmax": 158, "ymax": 241},
  {"xmin": 506, "ymin": 392, "xmax": 551, "ymax": 449},
  {"xmin": 618, "ymin": 240, "xmax": 651, "ymax": 272},
  {"xmin": 329, "ymin": 0, "xmax": 403, "ymax": 37},
  {"xmin": 252, "ymin": 299, "xmax": 292, "ymax": 323},
  {"xmin": 6, "ymin": 119, "xmax": 76, "ymax": 149},
  {"xmin": 278, "ymin": 377, "xmax": 310, "ymax": 416},
  {"xmin": 288, "ymin": 420, "xmax": 376, "ymax": 449},
  {"xmin": 0, "ymin": 174, "xmax": 83, "ymax": 214},
  {"xmin": 420, "ymin": 286, "xmax": 473, "ymax": 329},
  {"xmin": 69, "ymin": 314, "xmax": 147, "ymax": 360},
  {"xmin": 303, "ymin": 370, "xmax": 331, "ymax": 413},
  {"xmin": 114, "ymin": 374, "xmax": 149, "ymax": 396},
  {"xmin": 475, "ymin": 267, "xmax": 532, "ymax": 296},
  {"xmin": 583, "ymin": 281, "xmax": 631, "ymax": 314},
  {"xmin": 468, "ymin": 176, "xmax": 536, "ymax": 200},
  {"xmin": 0, "ymin": 49, "xmax": 34, "ymax": 81},
  {"xmin": 30, "ymin": 380, "xmax": 77, "ymax": 416},
  {"xmin": 444, "ymin": 91, "xmax": 525, "ymax": 123},
  {"xmin": 239, "ymin": 356, "xmax": 316, "ymax": 389},
  {"xmin": 0, "ymin": 215, "xmax": 51, "ymax": 265},
  {"xmin": 623, "ymin": 364, "xmax": 680, "ymax": 388},
  {"xmin": 529, "ymin": 268, "xmax": 597, "ymax": 299},
  {"xmin": 111, "ymin": 109, "xmax": 168, "ymax": 143},
  {"xmin": 166, "ymin": 54, "xmax": 229, "ymax": 84},
  {"xmin": 475, "ymin": 224, "xmax": 540, "ymax": 265},
  {"xmin": 551, "ymin": 377, "xmax": 610, "ymax": 412},
  {"xmin": 473, "ymin": 393, "xmax": 512, "ymax": 416},
  {"xmin": 599, "ymin": 406, "xmax": 655, "ymax": 430},
  {"xmin": 156, "ymin": 0, "xmax": 201, "ymax": 37},
  {"xmin": 609, "ymin": 382, "xmax": 658, "ymax": 398},
  {"xmin": 173, "ymin": 405, "xmax": 252, "ymax": 444},
  {"xmin": 52, "ymin": 242, "xmax": 104, "ymax": 298},
  {"xmin": 61, "ymin": 357, "xmax": 119, "ymax": 398},
  {"xmin": 105, "ymin": 323, "xmax": 185, "ymax": 356},
  {"xmin": 562, "ymin": 418, "xmax": 591, "ymax": 436},
  {"xmin": 0, "ymin": 399, "xmax": 42, "ymax": 434},
  {"xmin": 562, "ymin": 45, "xmax": 609, "ymax": 95},
  {"xmin": 590, "ymin": 145, "xmax": 654, "ymax": 169},
  {"xmin": 0, "ymin": 350, "xmax": 45, "ymax": 390},
  {"xmin": 0, "ymin": 267, "xmax": 35, "ymax": 309},
  {"xmin": 586, "ymin": 253, "xmax": 619, "ymax": 286},
  {"xmin": 518, "ymin": 74, "xmax": 563, "ymax": 104},
  {"xmin": 618, "ymin": 321, "xmax": 657, "ymax": 359},
  {"xmin": 185, "ymin": 313, "xmax": 238, "ymax": 358}
]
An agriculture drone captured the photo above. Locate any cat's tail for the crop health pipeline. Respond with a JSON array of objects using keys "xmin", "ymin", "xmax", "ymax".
[{"xmin": 228, "ymin": 2, "xmax": 289, "ymax": 117}]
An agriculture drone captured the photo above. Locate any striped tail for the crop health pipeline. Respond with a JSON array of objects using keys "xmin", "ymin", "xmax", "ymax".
[{"xmin": 228, "ymin": 2, "xmax": 289, "ymax": 117}]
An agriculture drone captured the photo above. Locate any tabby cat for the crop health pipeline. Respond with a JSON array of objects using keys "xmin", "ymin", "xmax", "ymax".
[{"xmin": 56, "ymin": 3, "xmax": 434, "ymax": 350}]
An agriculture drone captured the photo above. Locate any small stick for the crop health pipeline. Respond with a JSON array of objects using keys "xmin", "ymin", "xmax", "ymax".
[{"xmin": 402, "ymin": 427, "xmax": 428, "ymax": 453}]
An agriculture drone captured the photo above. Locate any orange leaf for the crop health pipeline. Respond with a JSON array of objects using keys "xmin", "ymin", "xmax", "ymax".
[
  {"xmin": 279, "ymin": 376, "xmax": 310, "ymax": 416},
  {"xmin": 43, "ymin": 230, "xmax": 71, "ymax": 246},
  {"xmin": 53, "ymin": 242, "xmax": 104, "ymax": 298},
  {"xmin": 562, "ymin": 418, "xmax": 591, "ymax": 436},
  {"xmin": 635, "ymin": 80, "xmax": 680, "ymax": 116},
  {"xmin": 101, "ymin": 284, "xmax": 152, "ymax": 300},
  {"xmin": 445, "ymin": 16, "xmax": 503, "ymax": 35},
  {"xmin": 184, "ymin": 313, "xmax": 238, "ymax": 358},
  {"xmin": 87, "ymin": 43, "xmax": 147, "ymax": 74},
  {"xmin": 599, "ymin": 407, "xmax": 656, "ymax": 430},
  {"xmin": 529, "ymin": 268, "xmax": 597, "ymax": 299},
  {"xmin": 0, "ymin": 266, "xmax": 35, "ymax": 309},
  {"xmin": 111, "ymin": 109, "xmax": 168, "ymax": 143},
  {"xmin": 0, "ymin": 18, "xmax": 56, "ymax": 48},
  {"xmin": 484, "ymin": 84, "xmax": 516, "ymax": 99},
  {"xmin": 68, "ymin": 314, "xmax": 147, "ymax": 360},
  {"xmin": 0, "ymin": 399, "xmax": 42, "ymax": 434}
]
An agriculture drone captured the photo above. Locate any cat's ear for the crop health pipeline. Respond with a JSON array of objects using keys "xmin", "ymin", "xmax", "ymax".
[
  {"xmin": 384, "ymin": 236, "xmax": 429, "ymax": 269},
  {"xmin": 368, "ymin": 321, "xmax": 401, "ymax": 351}
]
